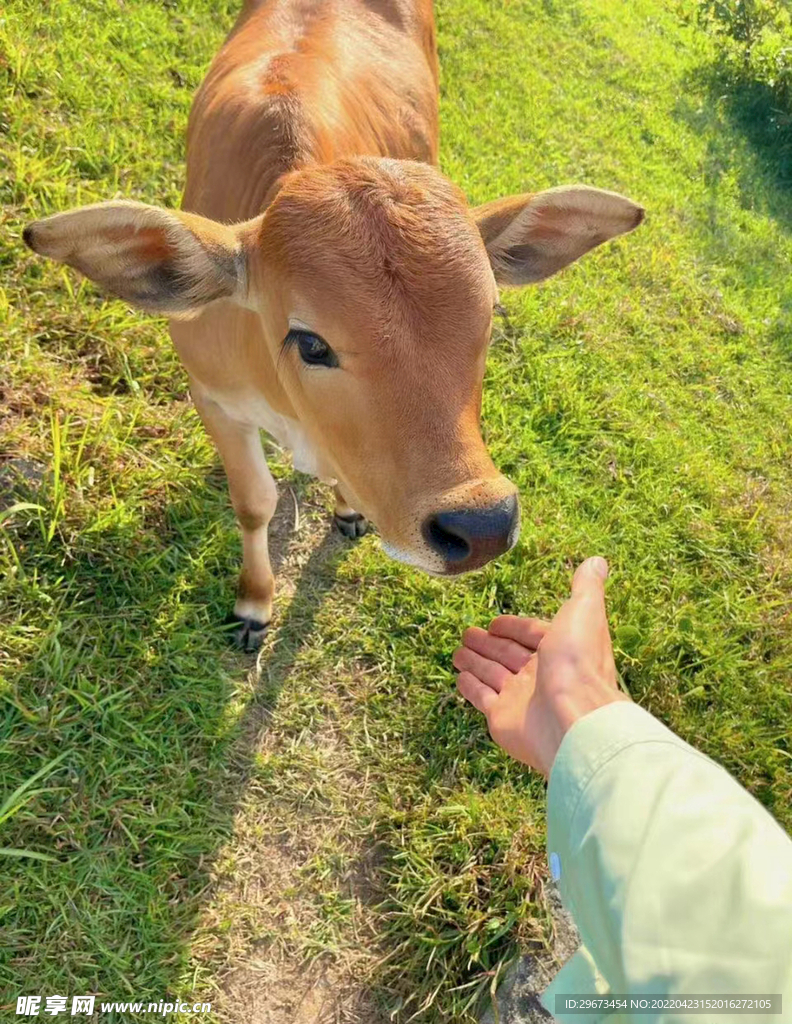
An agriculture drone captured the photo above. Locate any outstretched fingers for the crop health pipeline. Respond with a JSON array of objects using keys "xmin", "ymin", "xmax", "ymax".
[
  {"xmin": 488, "ymin": 615, "xmax": 550, "ymax": 650},
  {"xmin": 456, "ymin": 670, "xmax": 498, "ymax": 714},
  {"xmin": 452, "ymin": 644, "xmax": 513, "ymax": 692},
  {"xmin": 461, "ymin": 626, "xmax": 535, "ymax": 673}
]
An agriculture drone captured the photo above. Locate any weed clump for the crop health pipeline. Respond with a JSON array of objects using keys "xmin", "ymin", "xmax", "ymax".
[{"xmin": 691, "ymin": 1, "xmax": 792, "ymax": 181}]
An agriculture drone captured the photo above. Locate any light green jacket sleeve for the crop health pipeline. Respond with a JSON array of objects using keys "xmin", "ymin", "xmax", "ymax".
[{"xmin": 539, "ymin": 702, "xmax": 792, "ymax": 1024}]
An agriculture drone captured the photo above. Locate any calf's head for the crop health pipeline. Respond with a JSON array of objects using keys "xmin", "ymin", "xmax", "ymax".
[{"xmin": 24, "ymin": 158, "xmax": 642, "ymax": 574}]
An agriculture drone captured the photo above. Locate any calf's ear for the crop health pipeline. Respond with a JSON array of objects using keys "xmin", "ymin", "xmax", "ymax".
[
  {"xmin": 23, "ymin": 200, "xmax": 250, "ymax": 318},
  {"xmin": 473, "ymin": 185, "xmax": 644, "ymax": 287}
]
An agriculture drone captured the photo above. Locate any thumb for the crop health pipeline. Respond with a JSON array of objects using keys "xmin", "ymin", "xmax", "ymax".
[
  {"xmin": 571, "ymin": 556, "xmax": 609, "ymax": 597},
  {"xmin": 551, "ymin": 557, "xmax": 610, "ymax": 639},
  {"xmin": 540, "ymin": 557, "xmax": 610, "ymax": 667}
]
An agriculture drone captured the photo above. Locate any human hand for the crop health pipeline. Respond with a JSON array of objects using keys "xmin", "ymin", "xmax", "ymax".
[{"xmin": 452, "ymin": 557, "xmax": 629, "ymax": 776}]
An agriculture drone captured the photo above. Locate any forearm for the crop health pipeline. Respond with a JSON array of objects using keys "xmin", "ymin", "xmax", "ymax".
[{"xmin": 541, "ymin": 703, "xmax": 792, "ymax": 1022}]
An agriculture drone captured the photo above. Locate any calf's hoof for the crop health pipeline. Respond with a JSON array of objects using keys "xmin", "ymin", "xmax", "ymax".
[
  {"xmin": 334, "ymin": 511, "xmax": 369, "ymax": 539},
  {"xmin": 226, "ymin": 612, "xmax": 270, "ymax": 652}
]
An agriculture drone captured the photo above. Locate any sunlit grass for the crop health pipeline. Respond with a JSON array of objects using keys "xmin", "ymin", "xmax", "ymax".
[{"xmin": 2, "ymin": 0, "xmax": 792, "ymax": 1020}]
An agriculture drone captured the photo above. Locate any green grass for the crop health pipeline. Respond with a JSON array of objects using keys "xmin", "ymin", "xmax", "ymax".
[{"xmin": 2, "ymin": 0, "xmax": 792, "ymax": 1020}]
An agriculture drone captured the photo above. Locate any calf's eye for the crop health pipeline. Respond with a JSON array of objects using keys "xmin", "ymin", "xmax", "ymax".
[{"xmin": 285, "ymin": 329, "xmax": 338, "ymax": 368}]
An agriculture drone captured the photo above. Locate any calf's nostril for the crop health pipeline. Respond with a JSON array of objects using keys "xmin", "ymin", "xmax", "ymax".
[{"xmin": 426, "ymin": 515, "xmax": 472, "ymax": 563}]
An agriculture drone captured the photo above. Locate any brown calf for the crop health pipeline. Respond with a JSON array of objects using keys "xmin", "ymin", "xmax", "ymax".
[{"xmin": 24, "ymin": 0, "xmax": 643, "ymax": 649}]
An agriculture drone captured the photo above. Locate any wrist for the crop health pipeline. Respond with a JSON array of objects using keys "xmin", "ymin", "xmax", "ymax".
[{"xmin": 542, "ymin": 685, "xmax": 629, "ymax": 772}]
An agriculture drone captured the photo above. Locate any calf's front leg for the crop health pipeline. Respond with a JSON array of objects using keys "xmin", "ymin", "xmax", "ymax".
[
  {"xmin": 333, "ymin": 484, "xmax": 369, "ymax": 539},
  {"xmin": 192, "ymin": 387, "xmax": 277, "ymax": 651}
]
